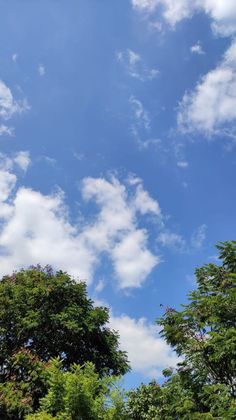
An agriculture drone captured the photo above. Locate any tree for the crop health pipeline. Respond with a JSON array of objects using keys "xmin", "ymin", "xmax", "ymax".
[
  {"xmin": 158, "ymin": 241, "xmax": 236, "ymax": 397},
  {"xmin": 127, "ymin": 241, "xmax": 236, "ymax": 419},
  {"xmin": 127, "ymin": 373, "xmax": 236, "ymax": 419},
  {"xmin": 0, "ymin": 266, "xmax": 129, "ymax": 417},
  {"xmin": 0, "ymin": 349, "xmax": 48, "ymax": 419},
  {"xmin": 0, "ymin": 265, "xmax": 129, "ymax": 377},
  {"xmin": 26, "ymin": 360, "xmax": 127, "ymax": 420}
]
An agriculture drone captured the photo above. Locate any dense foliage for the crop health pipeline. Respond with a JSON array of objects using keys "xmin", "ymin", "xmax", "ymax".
[
  {"xmin": 127, "ymin": 241, "xmax": 236, "ymax": 419},
  {"xmin": 0, "ymin": 266, "xmax": 129, "ymax": 418},
  {"xmin": 158, "ymin": 241, "xmax": 236, "ymax": 396},
  {"xmin": 0, "ymin": 241, "xmax": 235, "ymax": 419},
  {"xmin": 26, "ymin": 360, "xmax": 127, "ymax": 420},
  {"xmin": 127, "ymin": 371, "xmax": 235, "ymax": 419}
]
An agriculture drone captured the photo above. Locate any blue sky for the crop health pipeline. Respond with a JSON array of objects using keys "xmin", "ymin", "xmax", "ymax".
[{"xmin": 0, "ymin": 0, "xmax": 236, "ymax": 388}]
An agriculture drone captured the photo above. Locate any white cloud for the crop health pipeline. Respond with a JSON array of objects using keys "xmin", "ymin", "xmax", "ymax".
[
  {"xmin": 81, "ymin": 176, "xmax": 162, "ymax": 288},
  {"xmin": 132, "ymin": 0, "xmax": 159, "ymax": 13},
  {"xmin": 0, "ymin": 124, "xmax": 14, "ymax": 136},
  {"xmin": 0, "ymin": 80, "xmax": 29, "ymax": 120},
  {"xmin": 129, "ymin": 95, "xmax": 150, "ymax": 130},
  {"xmin": 112, "ymin": 230, "xmax": 159, "ymax": 288},
  {"xmin": 158, "ymin": 225, "xmax": 207, "ymax": 252},
  {"xmin": 117, "ymin": 49, "xmax": 159, "ymax": 81},
  {"xmin": 14, "ymin": 151, "xmax": 31, "ymax": 171},
  {"xmin": 157, "ymin": 231, "xmax": 186, "ymax": 250},
  {"xmin": 0, "ymin": 188, "xmax": 98, "ymax": 280},
  {"xmin": 133, "ymin": 183, "xmax": 162, "ymax": 216},
  {"xmin": 132, "ymin": 0, "xmax": 236, "ymax": 35},
  {"xmin": 132, "ymin": 1, "xmax": 236, "ymax": 140},
  {"xmin": 190, "ymin": 42, "xmax": 205, "ymax": 55},
  {"xmin": 178, "ymin": 40, "xmax": 236, "ymax": 136},
  {"xmin": 129, "ymin": 96, "xmax": 164, "ymax": 150},
  {"xmin": 0, "ymin": 171, "xmax": 17, "ymax": 219},
  {"xmin": 38, "ymin": 64, "xmax": 45, "ymax": 76},
  {"xmin": 0, "ymin": 163, "xmax": 163, "ymax": 288},
  {"xmin": 110, "ymin": 314, "xmax": 179, "ymax": 377},
  {"xmin": 177, "ymin": 160, "xmax": 189, "ymax": 168},
  {"xmin": 12, "ymin": 53, "xmax": 18, "ymax": 62},
  {"xmin": 0, "ymin": 153, "xmax": 30, "ymax": 220},
  {"xmin": 0, "ymin": 80, "xmax": 29, "ymax": 135},
  {"xmin": 94, "ymin": 279, "xmax": 105, "ymax": 293},
  {"xmin": 191, "ymin": 224, "xmax": 207, "ymax": 248}
]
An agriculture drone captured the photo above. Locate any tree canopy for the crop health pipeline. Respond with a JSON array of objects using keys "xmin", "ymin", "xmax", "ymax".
[
  {"xmin": 0, "ymin": 241, "xmax": 235, "ymax": 419},
  {"xmin": 0, "ymin": 266, "xmax": 129, "ymax": 418},
  {"xmin": 127, "ymin": 241, "xmax": 236, "ymax": 419},
  {"xmin": 0, "ymin": 265, "xmax": 129, "ymax": 378},
  {"xmin": 26, "ymin": 359, "xmax": 127, "ymax": 420},
  {"xmin": 158, "ymin": 240, "xmax": 236, "ymax": 397}
]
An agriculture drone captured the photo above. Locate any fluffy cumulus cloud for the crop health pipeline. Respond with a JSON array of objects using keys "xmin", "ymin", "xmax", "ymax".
[
  {"xmin": 117, "ymin": 49, "xmax": 159, "ymax": 81},
  {"xmin": 178, "ymin": 40, "xmax": 236, "ymax": 136},
  {"xmin": 132, "ymin": 1, "xmax": 236, "ymax": 139},
  {"xmin": 0, "ymin": 80, "xmax": 29, "ymax": 136},
  {"xmin": 132, "ymin": 0, "xmax": 236, "ymax": 34},
  {"xmin": 81, "ymin": 176, "xmax": 161, "ymax": 288},
  {"xmin": 110, "ymin": 314, "xmax": 179, "ymax": 377},
  {"xmin": 112, "ymin": 230, "xmax": 158, "ymax": 288},
  {"xmin": 0, "ymin": 157, "xmax": 164, "ymax": 288}
]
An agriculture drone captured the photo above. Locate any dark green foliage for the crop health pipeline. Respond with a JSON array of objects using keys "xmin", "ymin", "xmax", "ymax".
[
  {"xmin": 1, "ymin": 242, "xmax": 236, "ymax": 419},
  {"xmin": 127, "ymin": 375, "xmax": 235, "ymax": 419},
  {"xmin": 158, "ymin": 241, "xmax": 236, "ymax": 397},
  {"xmin": 0, "ymin": 266, "xmax": 129, "ymax": 377},
  {"xmin": 127, "ymin": 241, "xmax": 236, "ymax": 419},
  {"xmin": 127, "ymin": 381, "xmax": 161, "ymax": 419},
  {"xmin": 0, "ymin": 349, "xmax": 48, "ymax": 419},
  {"xmin": 0, "ymin": 266, "xmax": 129, "ymax": 418}
]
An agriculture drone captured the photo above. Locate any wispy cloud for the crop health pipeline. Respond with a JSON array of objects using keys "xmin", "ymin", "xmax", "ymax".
[
  {"xmin": 12, "ymin": 53, "xmax": 18, "ymax": 63},
  {"xmin": 129, "ymin": 95, "xmax": 151, "ymax": 130},
  {"xmin": 13, "ymin": 151, "xmax": 31, "ymax": 172},
  {"xmin": 157, "ymin": 231, "xmax": 186, "ymax": 251},
  {"xmin": 177, "ymin": 160, "xmax": 189, "ymax": 168},
  {"xmin": 129, "ymin": 95, "xmax": 159, "ymax": 149},
  {"xmin": 0, "ymin": 124, "xmax": 14, "ymax": 137},
  {"xmin": 0, "ymin": 80, "xmax": 29, "ymax": 136},
  {"xmin": 38, "ymin": 64, "xmax": 46, "ymax": 76},
  {"xmin": 157, "ymin": 224, "xmax": 207, "ymax": 252},
  {"xmin": 131, "ymin": 0, "xmax": 236, "ymax": 36},
  {"xmin": 117, "ymin": 49, "xmax": 159, "ymax": 81},
  {"xmin": 190, "ymin": 41, "xmax": 205, "ymax": 55},
  {"xmin": 191, "ymin": 224, "xmax": 207, "ymax": 248}
]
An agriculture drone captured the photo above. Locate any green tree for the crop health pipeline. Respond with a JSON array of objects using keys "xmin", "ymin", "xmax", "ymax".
[
  {"xmin": 0, "ymin": 266, "xmax": 129, "ymax": 417},
  {"xmin": 0, "ymin": 349, "xmax": 48, "ymax": 419},
  {"xmin": 127, "ymin": 373, "xmax": 236, "ymax": 419},
  {"xmin": 26, "ymin": 360, "xmax": 127, "ymax": 420},
  {"xmin": 159, "ymin": 241, "xmax": 236, "ymax": 397},
  {"xmin": 127, "ymin": 241, "xmax": 236, "ymax": 419}
]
